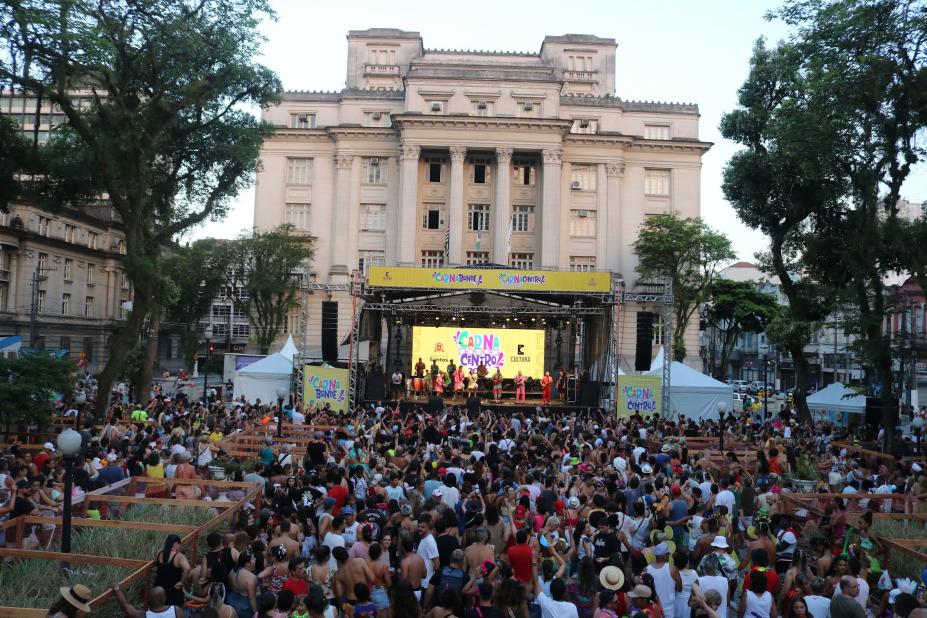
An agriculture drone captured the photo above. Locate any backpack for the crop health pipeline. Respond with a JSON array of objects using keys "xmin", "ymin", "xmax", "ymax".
[{"xmin": 438, "ymin": 565, "xmax": 466, "ymax": 596}]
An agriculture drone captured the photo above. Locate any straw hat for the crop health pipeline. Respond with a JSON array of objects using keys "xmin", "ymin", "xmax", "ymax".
[
  {"xmin": 599, "ymin": 565, "xmax": 625, "ymax": 591},
  {"xmin": 59, "ymin": 584, "xmax": 92, "ymax": 613}
]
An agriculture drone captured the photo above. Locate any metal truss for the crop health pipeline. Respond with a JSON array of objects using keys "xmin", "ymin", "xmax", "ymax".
[{"xmin": 361, "ymin": 302, "xmax": 604, "ymax": 316}]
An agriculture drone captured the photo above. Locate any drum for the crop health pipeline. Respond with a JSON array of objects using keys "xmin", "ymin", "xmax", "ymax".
[{"xmin": 413, "ymin": 378, "xmax": 424, "ymax": 392}]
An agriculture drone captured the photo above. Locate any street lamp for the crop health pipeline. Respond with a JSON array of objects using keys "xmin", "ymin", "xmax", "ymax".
[
  {"xmin": 56, "ymin": 428, "xmax": 82, "ymax": 553},
  {"xmin": 74, "ymin": 391, "xmax": 86, "ymax": 427},
  {"xmin": 276, "ymin": 386, "xmax": 288, "ymax": 438},
  {"xmin": 763, "ymin": 354, "xmax": 769, "ymax": 423},
  {"xmin": 717, "ymin": 401, "xmax": 728, "ymax": 451},
  {"xmin": 913, "ymin": 415, "xmax": 925, "ymax": 455},
  {"xmin": 203, "ymin": 324, "xmax": 213, "ymax": 408}
]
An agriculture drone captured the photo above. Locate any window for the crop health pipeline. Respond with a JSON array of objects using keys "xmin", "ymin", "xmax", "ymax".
[
  {"xmin": 569, "ymin": 209, "xmax": 597, "ymax": 237},
  {"xmin": 426, "ymin": 100, "xmax": 444, "ymax": 114},
  {"xmin": 38, "ymin": 216, "xmax": 51, "ymax": 236},
  {"xmin": 38, "ymin": 252, "xmax": 48, "ymax": 274},
  {"xmin": 468, "ymin": 204, "xmax": 490, "ymax": 231},
  {"xmin": 644, "ymin": 169, "xmax": 671, "ymax": 196},
  {"xmin": 358, "ymin": 250, "xmax": 385, "ymax": 274},
  {"xmin": 427, "ymin": 161, "xmax": 443, "ymax": 183},
  {"xmin": 473, "ymin": 100, "xmax": 493, "ymax": 116},
  {"xmin": 571, "ymin": 119, "xmax": 598, "ymax": 134},
  {"xmin": 286, "ymin": 158, "xmax": 313, "ymax": 185},
  {"xmin": 63, "ymin": 258, "xmax": 72, "ymax": 281},
  {"xmin": 512, "ymin": 205, "xmax": 534, "ymax": 233},
  {"xmin": 365, "ymin": 159, "xmax": 387, "ymax": 184},
  {"xmin": 117, "ymin": 240, "xmax": 126, "ymax": 255},
  {"xmin": 644, "ymin": 124, "xmax": 671, "ymax": 140},
  {"xmin": 422, "ymin": 205, "xmax": 444, "ymax": 230},
  {"xmin": 84, "ymin": 296, "xmax": 94, "ymax": 317},
  {"xmin": 570, "ymin": 165, "xmax": 597, "ymax": 191},
  {"xmin": 466, "ymin": 251, "xmax": 489, "ymax": 265},
  {"xmin": 421, "ymin": 250, "xmax": 445, "ymax": 268},
  {"xmin": 120, "ymin": 270, "xmax": 129, "ymax": 290},
  {"xmin": 516, "ymin": 100, "xmax": 541, "ymax": 118},
  {"xmin": 509, "ymin": 253, "xmax": 534, "ymax": 269},
  {"xmin": 212, "ymin": 304, "xmax": 231, "ymax": 319},
  {"xmin": 471, "ymin": 163, "xmax": 490, "ymax": 184},
  {"xmin": 567, "ymin": 54, "xmax": 595, "ymax": 72},
  {"xmin": 86, "ymin": 263, "xmax": 95, "ymax": 286},
  {"xmin": 59, "ymin": 336, "xmax": 70, "ymax": 351},
  {"xmin": 289, "ymin": 113, "xmax": 316, "ymax": 129},
  {"xmin": 0, "ymin": 251, "xmax": 6, "ymax": 271},
  {"xmin": 61, "ymin": 293, "xmax": 71, "ymax": 315},
  {"xmin": 83, "ymin": 336, "xmax": 94, "ymax": 360},
  {"xmin": 570, "ymin": 256, "xmax": 596, "ymax": 272},
  {"xmin": 365, "ymin": 111, "xmax": 388, "ymax": 126},
  {"xmin": 285, "ymin": 309, "xmax": 299, "ymax": 335},
  {"xmin": 233, "ymin": 324, "xmax": 251, "ymax": 339},
  {"xmin": 361, "ymin": 204, "xmax": 385, "ymax": 231},
  {"xmin": 87, "ymin": 231, "xmax": 98, "ymax": 250},
  {"xmin": 653, "ymin": 314, "xmax": 666, "ymax": 345},
  {"xmin": 234, "ymin": 304, "xmax": 247, "ymax": 319},
  {"xmin": 368, "ymin": 47, "xmax": 397, "ymax": 65},
  {"xmin": 286, "ymin": 203, "xmax": 310, "ymax": 230},
  {"xmin": 64, "ymin": 224, "xmax": 75, "ymax": 243},
  {"xmin": 37, "ymin": 290, "xmax": 45, "ymax": 313},
  {"xmin": 513, "ymin": 164, "xmax": 535, "ymax": 186}
]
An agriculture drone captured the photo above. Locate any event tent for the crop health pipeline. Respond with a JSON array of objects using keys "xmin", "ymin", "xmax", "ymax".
[
  {"xmin": 234, "ymin": 352, "xmax": 292, "ymax": 404},
  {"xmin": 806, "ymin": 382, "xmax": 865, "ymax": 425},
  {"xmin": 644, "ymin": 352, "xmax": 733, "ymax": 420}
]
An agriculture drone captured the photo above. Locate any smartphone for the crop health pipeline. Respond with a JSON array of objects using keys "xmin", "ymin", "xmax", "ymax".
[{"xmin": 502, "ymin": 515, "xmax": 510, "ymax": 525}]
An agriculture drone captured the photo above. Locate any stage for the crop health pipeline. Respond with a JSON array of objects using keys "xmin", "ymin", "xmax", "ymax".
[{"xmin": 364, "ymin": 397, "xmax": 597, "ymax": 414}]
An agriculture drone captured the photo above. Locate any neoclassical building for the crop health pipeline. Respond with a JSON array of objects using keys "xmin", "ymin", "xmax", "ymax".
[{"xmin": 254, "ymin": 29, "xmax": 710, "ymax": 371}]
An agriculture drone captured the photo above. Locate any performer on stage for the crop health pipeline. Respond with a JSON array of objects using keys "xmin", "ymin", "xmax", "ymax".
[
  {"xmin": 434, "ymin": 371, "xmax": 445, "ymax": 396},
  {"xmin": 491, "ymin": 369, "xmax": 503, "ymax": 403},
  {"xmin": 453, "ymin": 366, "xmax": 465, "ymax": 400},
  {"xmin": 557, "ymin": 368, "xmax": 568, "ymax": 403},
  {"xmin": 467, "ymin": 369, "xmax": 478, "ymax": 396},
  {"xmin": 414, "ymin": 357, "xmax": 426, "ymax": 378},
  {"xmin": 514, "ymin": 370, "xmax": 526, "ymax": 402},
  {"xmin": 540, "ymin": 371, "xmax": 553, "ymax": 404}
]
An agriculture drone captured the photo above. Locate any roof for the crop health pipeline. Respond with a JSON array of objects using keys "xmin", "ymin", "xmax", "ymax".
[
  {"xmin": 806, "ymin": 383, "xmax": 866, "ymax": 413},
  {"xmin": 347, "ymin": 28, "xmax": 421, "ymax": 39},
  {"xmin": 729, "ymin": 261, "xmax": 757, "ymax": 268},
  {"xmin": 235, "ymin": 353, "xmax": 292, "ymax": 377},
  {"xmin": 542, "ymin": 34, "xmax": 616, "ymax": 46}
]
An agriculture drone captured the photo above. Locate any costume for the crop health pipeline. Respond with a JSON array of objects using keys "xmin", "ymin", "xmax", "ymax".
[
  {"xmin": 515, "ymin": 372, "xmax": 526, "ymax": 402},
  {"xmin": 453, "ymin": 368, "xmax": 465, "ymax": 398},
  {"xmin": 540, "ymin": 373, "xmax": 553, "ymax": 404},
  {"xmin": 492, "ymin": 371, "xmax": 503, "ymax": 402},
  {"xmin": 434, "ymin": 373, "xmax": 444, "ymax": 396}
]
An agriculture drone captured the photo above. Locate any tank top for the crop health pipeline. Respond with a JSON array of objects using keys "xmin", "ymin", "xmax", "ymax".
[
  {"xmin": 646, "ymin": 562, "xmax": 677, "ymax": 618},
  {"xmin": 146, "ymin": 608, "xmax": 176, "ymax": 618},
  {"xmin": 744, "ymin": 590, "xmax": 772, "ymax": 618},
  {"xmin": 154, "ymin": 551, "xmax": 184, "ymax": 606}
]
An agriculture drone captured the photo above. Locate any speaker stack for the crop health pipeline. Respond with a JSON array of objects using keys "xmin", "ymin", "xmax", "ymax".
[
  {"xmin": 321, "ymin": 301, "xmax": 338, "ymax": 363},
  {"xmin": 635, "ymin": 311, "xmax": 654, "ymax": 371}
]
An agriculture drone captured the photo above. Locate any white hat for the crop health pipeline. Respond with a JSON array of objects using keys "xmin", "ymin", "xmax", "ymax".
[
  {"xmin": 567, "ymin": 497, "xmax": 580, "ymax": 509},
  {"xmin": 710, "ymin": 535, "xmax": 730, "ymax": 549},
  {"xmin": 661, "ymin": 444, "xmax": 671, "ymax": 453},
  {"xmin": 43, "ymin": 442, "xmax": 56, "ymax": 451},
  {"xmin": 106, "ymin": 453, "xmax": 118, "ymax": 462},
  {"xmin": 641, "ymin": 463, "xmax": 654, "ymax": 475},
  {"xmin": 171, "ymin": 444, "xmax": 187, "ymax": 455},
  {"xmin": 433, "ymin": 487, "xmax": 444, "ymax": 497},
  {"xmin": 913, "ymin": 463, "xmax": 923, "ymax": 473},
  {"xmin": 614, "ymin": 457, "xmax": 627, "ymax": 470}
]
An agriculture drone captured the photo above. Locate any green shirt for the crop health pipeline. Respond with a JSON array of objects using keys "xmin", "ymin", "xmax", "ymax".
[
  {"xmin": 131, "ymin": 409, "xmax": 148, "ymax": 422},
  {"xmin": 831, "ymin": 592, "xmax": 864, "ymax": 618}
]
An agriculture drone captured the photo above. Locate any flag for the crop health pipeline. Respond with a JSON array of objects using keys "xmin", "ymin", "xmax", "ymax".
[
  {"xmin": 443, "ymin": 228, "xmax": 450, "ymax": 256},
  {"xmin": 506, "ymin": 220, "xmax": 514, "ymax": 257},
  {"xmin": 476, "ymin": 228, "xmax": 482, "ymax": 250}
]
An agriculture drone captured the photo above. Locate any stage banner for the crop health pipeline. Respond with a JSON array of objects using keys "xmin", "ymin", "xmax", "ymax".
[
  {"xmin": 303, "ymin": 365, "xmax": 349, "ymax": 412},
  {"xmin": 616, "ymin": 375, "xmax": 663, "ymax": 417},
  {"xmin": 367, "ymin": 266, "xmax": 610, "ymax": 293},
  {"xmin": 411, "ymin": 326, "xmax": 545, "ymax": 379}
]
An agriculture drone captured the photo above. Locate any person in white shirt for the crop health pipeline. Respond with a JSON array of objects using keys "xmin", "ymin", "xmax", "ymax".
[
  {"xmin": 416, "ymin": 515, "xmax": 439, "ymax": 584},
  {"xmin": 290, "ymin": 408, "xmax": 305, "ymax": 425},
  {"xmin": 646, "ymin": 543, "xmax": 681, "ymax": 618},
  {"xmin": 323, "ymin": 516, "xmax": 346, "ymax": 571},
  {"xmin": 694, "ymin": 554, "xmax": 729, "ymax": 618},
  {"xmin": 533, "ymin": 577, "xmax": 578, "ymax": 618},
  {"xmin": 803, "ymin": 578, "xmax": 832, "ymax": 618},
  {"xmin": 714, "ymin": 479, "xmax": 736, "ymax": 515}
]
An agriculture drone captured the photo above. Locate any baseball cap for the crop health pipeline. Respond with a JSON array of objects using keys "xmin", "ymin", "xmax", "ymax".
[
  {"xmin": 43, "ymin": 442, "xmax": 56, "ymax": 451},
  {"xmin": 628, "ymin": 584, "xmax": 652, "ymax": 599},
  {"xmin": 342, "ymin": 506, "xmax": 355, "ymax": 515}
]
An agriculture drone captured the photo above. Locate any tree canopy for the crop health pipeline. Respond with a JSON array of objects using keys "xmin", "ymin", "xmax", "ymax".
[
  {"xmin": 705, "ymin": 279, "xmax": 781, "ymax": 381},
  {"xmin": 0, "ymin": 354, "xmax": 76, "ymax": 426}
]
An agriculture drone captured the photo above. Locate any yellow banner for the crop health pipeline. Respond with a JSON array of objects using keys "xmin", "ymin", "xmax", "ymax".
[
  {"xmin": 616, "ymin": 375, "xmax": 663, "ymax": 417},
  {"xmin": 411, "ymin": 326, "xmax": 545, "ymax": 379},
  {"xmin": 303, "ymin": 365, "xmax": 349, "ymax": 412},
  {"xmin": 367, "ymin": 266, "xmax": 611, "ymax": 293}
]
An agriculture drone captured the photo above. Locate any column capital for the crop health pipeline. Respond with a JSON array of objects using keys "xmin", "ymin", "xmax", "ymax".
[
  {"xmin": 449, "ymin": 145, "xmax": 467, "ymax": 162},
  {"xmin": 399, "ymin": 142, "xmax": 421, "ymax": 160},
  {"xmin": 542, "ymin": 148, "xmax": 563, "ymax": 164},
  {"xmin": 606, "ymin": 162, "xmax": 625, "ymax": 178},
  {"xmin": 334, "ymin": 153, "xmax": 354, "ymax": 169},
  {"xmin": 495, "ymin": 147, "xmax": 513, "ymax": 164}
]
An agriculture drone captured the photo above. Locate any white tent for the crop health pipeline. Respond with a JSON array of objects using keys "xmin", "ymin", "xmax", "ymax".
[
  {"xmin": 234, "ymin": 353, "xmax": 292, "ymax": 404},
  {"xmin": 806, "ymin": 382, "xmax": 865, "ymax": 425},
  {"xmin": 279, "ymin": 335, "xmax": 299, "ymax": 361},
  {"xmin": 644, "ymin": 358, "xmax": 733, "ymax": 421}
]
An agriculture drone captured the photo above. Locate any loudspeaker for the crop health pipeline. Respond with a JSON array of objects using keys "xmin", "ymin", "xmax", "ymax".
[
  {"xmin": 580, "ymin": 381, "xmax": 600, "ymax": 406},
  {"xmin": 427, "ymin": 395, "xmax": 444, "ymax": 414},
  {"xmin": 322, "ymin": 301, "xmax": 338, "ymax": 363},
  {"xmin": 365, "ymin": 374, "xmax": 385, "ymax": 400},
  {"xmin": 635, "ymin": 312, "xmax": 654, "ymax": 371}
]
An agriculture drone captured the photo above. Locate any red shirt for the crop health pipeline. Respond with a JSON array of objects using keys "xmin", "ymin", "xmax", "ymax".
[
  {"xmin": 328, "ymin": 485, "xmax": 349, "ymax": 515},
  {"xmin": 33, "ymin": 453, "xmax": 51, "ymax": 473},
  {"xmin": 742, "ymin": 566, "xmax": 779, "ymax": 596},
  {"xmin": 283, "ymin": 576, "xmax": 309, "ymax": 597},
  {"xmin": 507, "ymin": 543, "xmax": 534, "ymax": 584}
]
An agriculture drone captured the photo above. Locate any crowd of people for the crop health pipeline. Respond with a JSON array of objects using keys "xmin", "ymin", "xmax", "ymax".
[{"xmin": 6, "ymin": 394, "xmax": 927, "ymax": 618}]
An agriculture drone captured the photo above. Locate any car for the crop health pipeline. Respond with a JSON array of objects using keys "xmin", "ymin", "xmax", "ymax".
[{"xmin": 728, "ymin": 379, "xmax": 750, "ymax": 393}]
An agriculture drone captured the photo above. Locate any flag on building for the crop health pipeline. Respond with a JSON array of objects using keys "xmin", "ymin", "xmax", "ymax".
[
  {"xmin": 476, "ymin": 228, "xmax": 482, "ymax": 250},
  {"xmin": 443, "ymin": 228, "xmax": 450, "ymax": 256}
]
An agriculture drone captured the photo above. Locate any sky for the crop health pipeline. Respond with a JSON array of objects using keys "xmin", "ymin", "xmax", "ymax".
[{"xmin": 190, "ymin": 0, "xmax": 927, "ymax": 261}]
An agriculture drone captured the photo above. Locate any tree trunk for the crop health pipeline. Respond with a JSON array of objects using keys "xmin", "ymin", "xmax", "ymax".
[
  {"xmin": 134, "ymin": 310, "xmax": 161, "ymax": 407},
  {"xmin": 790, "ymin": 344, "xmax": 812, "ymax": 422},
  {"xmin": 93, "ymin": 293, "xmax": 148, "ymax": 417}
]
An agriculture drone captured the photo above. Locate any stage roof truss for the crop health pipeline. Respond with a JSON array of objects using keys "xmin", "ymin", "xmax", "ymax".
[{"xmin": 361, "ymin": 302, "xmax": 604, "ymax": 316}]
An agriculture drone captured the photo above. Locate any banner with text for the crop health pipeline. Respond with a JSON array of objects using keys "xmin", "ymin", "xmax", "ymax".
[
  {"xmin": 411, "ymin": 326, "xmax": 545, "ymax": 379},
  {"xmin": 303, "ymin": 365, "xmax": 349, "ymax": 412},
  {"xmin": 367, "ymin": 266, "xmax": 611, "ymax": 293},
  {"xmin": 617, "ymin": 375, "xmax": 663, "ymax": 417}
]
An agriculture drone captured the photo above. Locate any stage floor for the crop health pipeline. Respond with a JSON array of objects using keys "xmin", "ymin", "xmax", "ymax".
[{"xmin": 365, "ymin": 396, "xmax": 593, "ymax": 413}]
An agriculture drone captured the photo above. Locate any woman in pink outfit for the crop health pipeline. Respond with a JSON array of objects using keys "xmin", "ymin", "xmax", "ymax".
[
  {"xmin": 434, "ymin": 372, "xmax": 445, "ymax": 396},
  {"xmin": 453, "ymin": 367, "xmax": 465, "ymax": 400},
  {"xmin": 514, "ymin": 370, "xmax": 526, "ymax": 402}
]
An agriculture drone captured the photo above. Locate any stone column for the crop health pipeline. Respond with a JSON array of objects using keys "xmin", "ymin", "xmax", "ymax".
[
  {"xmin": 541, "ymin": 148, "xmax": 563, "ymax": 269},
  {"xmin": 493, "ymin": 147, "xmax": 513, "ymax": 264},
  {"xmin": 330, "ymin": 153, "xmax": 353, "ymax": 277},
  {"xmin": 606, "ymin": 161, "xmax": 625, "ymax": 273},
  {"xmin": 595, "ymin": 163, "xmax": 608, "ymax": 269},
  {"xmin": 448, "ymin": 146, "xmax": 467, "ymax": 266},
  {"xmin": 346, "ymin": 157, "xmax": 362, "ymax": 275},
  {"xmin": 397, "ymin": 143, "xmax": 420, "ymax": 266}
]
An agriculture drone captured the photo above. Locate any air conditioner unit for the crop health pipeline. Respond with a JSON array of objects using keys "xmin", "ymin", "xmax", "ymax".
[
  {"xmin": 477, "ymin": 100, "xmax": 488, "ymax": 109},
  {"xmin": 298, "ymin": 114, "xmax": 308, "ymax": 122},
  {"xmin": 370, "ymin": 157, "xmax": 380, "ymax": 166},
  {"xmin": 431, "ymin": 102, "xmax": 442, "ymax": 112},
  {"xmin": 571, "ymin": 180, "xmax": 582, "ymax": 190},
  {"xmin": 578, "ymin": 210, "xmax": 589, "ymax": 218},
  {"xmin": 579, "ymin": 119, "xmax": 590, "ymax": 128},
  {"xmin": 371, "ymin": 112, "xmax": 382, "ymax": 120},
  {"xmin": 523, "ymin": 102, "xmax": 534, "ymax": 111}
]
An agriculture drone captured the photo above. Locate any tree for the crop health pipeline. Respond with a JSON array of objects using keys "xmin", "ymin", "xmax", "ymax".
[
  {"xmin": 633, "ymin": 213, "xmax": 735, "ymax": 361},
  {"xmin": 163, "ymin": 239, "xmax": 233, "ymax": 370},
  {"xmin": 0, "ymin": 0, "xmax": 281, "ymax": 414},
  {"xmin": 227, "ymin": 226, "xmax": 314, "ymax": 355},
  {"xmin": 705, "ymin": 279, "xmax": 781, "ymax": 380},
  {"xmin": 0, "ymin": 354, "xmax": 75, "ymax": 427}
]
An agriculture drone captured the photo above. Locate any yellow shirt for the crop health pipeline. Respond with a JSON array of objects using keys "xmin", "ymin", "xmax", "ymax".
[
  {"xmin": 146, "ymin": 463, "xmax": 164, "ymax": 479},
  {"xmin": 209, "ymin": 431, "xmax": 223, "ymax": 444}
]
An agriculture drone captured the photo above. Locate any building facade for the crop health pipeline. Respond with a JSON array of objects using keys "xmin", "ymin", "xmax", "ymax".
[
  {"xmin": 253, "ymin": 30, "xmax": 710, "ymax": 371},
  {"xmin": 0, "ymin": 90, "xmax": 130, "ymax": 373}
]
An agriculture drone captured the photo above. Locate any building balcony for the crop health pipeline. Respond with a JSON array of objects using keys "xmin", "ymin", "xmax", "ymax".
[
  {"xmin": 564, "ymin": 70, "xmax": 598, "ymax": 82},
  {"xmin": 0, "ymin": 270, "xmax": 8, "ymax": 283},
  {"xmin": 365, "ymin": 64, "xmax": 400, "ymax": 76}
]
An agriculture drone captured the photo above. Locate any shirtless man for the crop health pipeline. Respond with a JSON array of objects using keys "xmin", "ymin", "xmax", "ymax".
[
  {"xmin": 113, "ymin": 584, "xmax": 182, "ymax": 618},
  {"xmin": 400, "ymin": 536, "xmax": 427, "ymax": 601},
  {"xmin": 270, "ymin": 520, "xmax": 301, "ymax": 558},
  {"xmin": 332, "ymin": 546, "xmax": 375, "ymax": 607},
  {"xmin": 463, "ymin": 528, "xmax": 495, "ymax": 579}
]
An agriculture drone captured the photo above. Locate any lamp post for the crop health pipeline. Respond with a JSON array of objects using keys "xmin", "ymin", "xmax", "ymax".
[
  {"xmin": 763, "ymin": 353, "xmax": 769, "ymax": 423},
  {"xmin": 276, "ymin": 385, "xmax": 288, "ymax": 438},
  {"xmin": 74, "ymin": 391, "xmax": 86, "ymax": 427},
  {"xmin": 56, "ymin": 428, "xmax": 82, "ymax": 553},
  {"xmin": 717, "ymin": 401, "xmax": 728, "ymax": 451},
  {"xmin": 202, "ymin": 324, "xmax": 213, "ymax": 408},
  {"xmin": 913, "ymin": 415, "xmax": 925, "ymax": 455}
]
